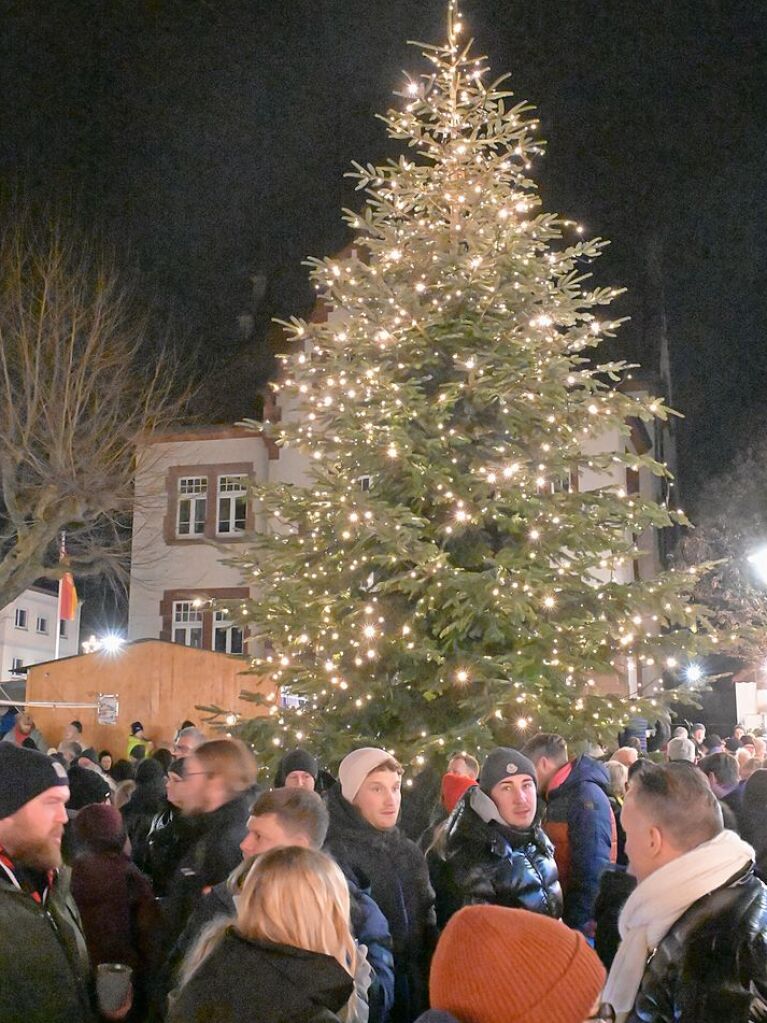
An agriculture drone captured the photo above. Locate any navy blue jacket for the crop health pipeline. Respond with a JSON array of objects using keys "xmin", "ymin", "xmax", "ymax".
[
  {"xmin": 167, "ymin": 859, "xmax": 395, "ymax": 1023},
  {"xmin": 542, "ymin": 755, "xmax": 616, "ymax": 931}
]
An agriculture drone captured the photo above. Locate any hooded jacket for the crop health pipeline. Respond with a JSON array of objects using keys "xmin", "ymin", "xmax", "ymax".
[
  {"xmin": 427, "ymin": 785, "xmax": 562, "ymax": 927},
  {"xmin": 542, "ymin": 754, "xmax": 617, "ymax": 930},
  {"xmin": 625, "ymin": 866, "xmax": 767, "ymax": 1023},
  {"xmin": 325, "ymin": 784, "xmax": 437, "ymax": 1023},
  {"xmin": 167, "ymin": 930, "xmax": 354, "ymax": 1023}
]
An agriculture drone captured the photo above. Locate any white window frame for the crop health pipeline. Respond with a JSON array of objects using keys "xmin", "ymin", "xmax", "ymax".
[
  {"xmin": 14, "ymin": 608, "xmax": 27, "ymax": 630},
  {"xmin": 216, "ymin": 475, "xmax": 248, "ymax": 535},
  {"xmin": 11, "ymin": 657, "xmax": 23, "ymax": 672},
  {"xmin": 177, "ymin": 476, "xmax": 208, "ymax": 537},
  {"xmin": 213, "ymin": 609, "xmax": 243, "ymax": 655},
  {"xmin": 172, "ymin": 601, "xmax": 203, "ymax": 648},
  {"xmin": 36, "ymin": 616, "xmax": 48, "ymax": 634}
]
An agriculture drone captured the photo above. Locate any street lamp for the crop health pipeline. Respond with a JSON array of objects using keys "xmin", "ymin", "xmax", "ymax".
[
  {"xmin": 685, "ymin": 663, "xmax": 703, "ymax": 684},
  {"xmin": 748, "ymin": 546, "xmax": 767, "ymax": 586}
]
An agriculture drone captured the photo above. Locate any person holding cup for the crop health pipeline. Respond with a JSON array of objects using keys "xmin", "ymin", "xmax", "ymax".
[{"xmin": 0, "ymin": 743, "xmax": 131, "ymax": 1023}]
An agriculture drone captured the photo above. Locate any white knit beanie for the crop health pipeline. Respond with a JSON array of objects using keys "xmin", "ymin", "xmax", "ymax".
[{"xmin": 338, "ymin": 747, "xmax": 392, "ymax": 803}]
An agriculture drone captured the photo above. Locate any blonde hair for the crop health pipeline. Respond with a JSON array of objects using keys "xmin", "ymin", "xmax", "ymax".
[{"xmin": 180, "ymin": 846, "xmax": 357, "ymax": 994}]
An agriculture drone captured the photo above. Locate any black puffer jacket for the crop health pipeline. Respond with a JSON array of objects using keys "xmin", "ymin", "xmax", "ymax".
[
  {"xmin": 625, "ymin": 866, "xmax": 767, "ymax": 1023},
  {"xmin": 427, "ymin": 785, "xmax": 562, "ymax": 927},
  {"xmin": 325, "ymin": 784, "xmax": 437, "ymax": 1023}
]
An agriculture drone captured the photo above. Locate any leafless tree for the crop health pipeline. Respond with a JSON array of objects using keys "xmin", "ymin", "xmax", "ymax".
[{"xmin": 0, "ymin": 206, "xmax": 189, "ymax": 607}]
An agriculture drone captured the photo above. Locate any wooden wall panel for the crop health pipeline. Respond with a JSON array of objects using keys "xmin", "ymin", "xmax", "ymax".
[{"xmin": 25, "ymin": 640, "xmax": 273, "ymax": 757}]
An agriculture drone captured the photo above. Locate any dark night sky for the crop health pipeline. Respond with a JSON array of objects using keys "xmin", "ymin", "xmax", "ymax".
[{"xmin": 2, "ymin": 0, "xmax": 767, "ymax": 510}]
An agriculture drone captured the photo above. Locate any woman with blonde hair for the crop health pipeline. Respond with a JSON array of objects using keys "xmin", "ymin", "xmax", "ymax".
[{"xmin": 168, "ymin": 846, "xmax": 359, "ymax": 1023}]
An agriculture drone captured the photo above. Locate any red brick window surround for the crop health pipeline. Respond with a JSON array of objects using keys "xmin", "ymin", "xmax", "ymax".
[
  {"xmin": 160, "ymin": 587, "xmax": 249, "ymax": 651},
  {"xmin": 163, "ymin": 463, "xmax": 256, "ymax": 545}
]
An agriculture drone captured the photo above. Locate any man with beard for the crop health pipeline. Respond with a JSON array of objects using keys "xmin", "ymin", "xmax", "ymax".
[{"xmin": 0, "ymin": 743, "xmax": 96, "ymax": 1022}]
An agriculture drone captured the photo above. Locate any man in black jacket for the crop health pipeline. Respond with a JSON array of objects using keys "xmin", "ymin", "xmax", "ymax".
[
  {"xmin": 601, "ymin": 761, "xmax": 767, "ymax": 1023},
  {"xmin": 427, "ymin": 747, "xmax": 562, "ymax": 926},
  {"xmin": 163, "ymin": 739, "xmax": 257, "ymax": 946}
]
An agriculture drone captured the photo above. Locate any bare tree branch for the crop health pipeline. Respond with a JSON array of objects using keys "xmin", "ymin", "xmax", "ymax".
[{"xmin": 0, "ymin": 202, "xmax": 192, "ymax": 608}]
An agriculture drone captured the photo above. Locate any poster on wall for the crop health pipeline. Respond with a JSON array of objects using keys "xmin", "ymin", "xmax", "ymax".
[{"xmin": 97, "ymin": 694, "xmax": 119, "ymax": 725}]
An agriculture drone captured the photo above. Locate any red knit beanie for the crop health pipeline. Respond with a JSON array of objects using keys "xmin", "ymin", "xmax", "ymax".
[
  {"xmin": 430, "ymin": 905, "xmax": 606, "ymax": 1023},
  {"xmin": 441, "ymin": 772, "xmax": 477, "ymax": 813}
]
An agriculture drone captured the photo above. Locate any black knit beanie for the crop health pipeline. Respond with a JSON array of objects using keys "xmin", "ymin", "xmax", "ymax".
[
  {"xmin": 276, "ymin": 748, "xmax": 319, "ymax": 787},
  {"xmin": 0, "ymin": 743, "xmax": 69, "ymax": 818},
  {"xmin": 479, "ymin": 747, "xmax": 537, "ymax": 795}
]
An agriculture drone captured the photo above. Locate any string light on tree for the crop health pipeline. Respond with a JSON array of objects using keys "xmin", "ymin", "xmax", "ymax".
[{"xmin": 225, "ymin": 0, "xmax": 721, "ymax": 768}]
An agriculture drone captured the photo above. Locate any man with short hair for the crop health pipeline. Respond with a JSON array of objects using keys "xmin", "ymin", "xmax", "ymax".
[
  {"xmin": 691, "ymin": 722, "xmax": 706, "ymax": 750},
  {"xmin": 666, "ymin": 736, "xmax": 696, "ymax": 763},
  {"xmin": 699, "ymin": 751, "xmax": 742, "ymax": 832},
  {"xmin": 0, "ymin": 744, "xmax": 96, "ymax": 1022},
  {"xmin": 611, "ymin": 746, "xmax": 639, "ymax": 769},
  {"xmin": 1, "ymin": 711, "xmax": 46, "ymax": 751},
  {"xmin": 522, "ymin": 732, "xmax": 616, "ymax": 932},
  {"xmin": 164, "ymin": 738, "xmax": 257, "ymax": 944},
  {"xmin": 601, "ymin": 761, "xmax": 767, "ymax": 1023},
  {"xmin": 447, "ymin": 752, "xmax": 480, "ymax": 780},
  {"xmin": 62, "ymin": 720, "xmax": 83, "ymax": 744},
  {"xmin": 168, "ymin": 787, "xmax": 395, "ymax": 1023},
  {"xmin": 172, "ymin": 725, "xmax": 205, "ymax": 759}
]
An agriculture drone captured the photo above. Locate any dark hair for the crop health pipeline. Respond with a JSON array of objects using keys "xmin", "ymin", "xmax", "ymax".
[
  {"xmin": 630, "ymin": 761, "xmax": 722, "ymax": 850},
  {"xmin": 98, "ymin": 749, "xmax": 112, "ymax": 761},
  {"xmin": 742, "ymin": 735, "xmax": 757, "ymax": 748},
  {"xmin": 110, "ymin": 759, "xmax": 136, "ymax": 783},
  {"xmin": 704, "ymin": 734, "xmax": 723, "ymax": 749},
  {"xmin": 249, "ymin": 787, "xmax": 329, "ymax": 850},
  {"xmin": 131, "ymin": 745, "xmax": 146, "ymax": 762},
  {"xmin": 725, "ymin": 737, "xmax": 741, "ymax": 753},
  {"xmin": 627, "ymin": 757, "xmax": 654, "ymax": 781},
  {"xmin": 521, "ymin": 733, "xmax": 568, "ymax": 766},
  {"xmin": 70, "ymin": 720, "xmax": 83, "ymax": 733},
  {"xmin": 698, "ymin": 752, "xmax": 738, "ymax": 789},
  {"xmin": 625, "ymin": 737, "xmax": 643, "ymax": 752},
  {"xmin": 180, "ymin": 719, "xmax": 195, "ymax": 730},
  {"xmin": 151, "ymin": 747, "xmax": 173, "ymax": 772}
]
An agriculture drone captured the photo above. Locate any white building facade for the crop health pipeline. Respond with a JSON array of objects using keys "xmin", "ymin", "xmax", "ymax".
[
  {"xmin": 0, "ymin": 585, "xmax": 81, "ymax": 682},
  {"xmin": 127, "ymin": 424, "xmax": 308, "ymax": 651}
]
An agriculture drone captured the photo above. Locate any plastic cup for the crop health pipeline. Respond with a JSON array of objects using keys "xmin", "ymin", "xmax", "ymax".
[{"xmin": 96, "ymin": 962, "xmax": 133, "ymax": 1015}]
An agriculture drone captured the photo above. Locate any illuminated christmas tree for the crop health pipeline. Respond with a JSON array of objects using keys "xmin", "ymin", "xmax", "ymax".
[{"xmin": 227, "ymin": 1, "xmax": 714, "ymax": 766}]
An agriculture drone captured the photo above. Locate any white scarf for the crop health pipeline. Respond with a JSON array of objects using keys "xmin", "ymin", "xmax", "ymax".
[{"xmin": 602, "ymin": 829, "xmax": 754, "ymax": 1022}]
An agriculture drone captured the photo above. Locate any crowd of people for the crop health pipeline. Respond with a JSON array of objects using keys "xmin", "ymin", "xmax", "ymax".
[{"xmin": 2, "ymin": 710, "xmax": 767, "ymax": 1023}]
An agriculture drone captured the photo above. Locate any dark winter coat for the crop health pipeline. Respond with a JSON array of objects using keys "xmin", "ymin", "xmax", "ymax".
[
  {"xmin": 121, "ymin": 776, "xmax": 168, "ymax": 872},
  {"xmin": 427, "ymin": 785, "xmax": 562, "ymax": 927},
  {"xmin": 325, "ymin": 784, "xmax": 438, "ymax": 1023},
  {"xmin": 0, "ymin": 863, "xmax": 96, "ymax": 1023},
  {"xmin": 624, "ymin": 865, "xmax": 767, "ymax": 1023},
  {"xmin": 145, "ymin": 803, "xmax": 199, "ymax": 896},
  {"xmin": 167, "ymin": 930, "xmax": 354, "ymax": 1023},
  {"xmin": 163, "ymin": 794, "xmax": 250, "ymax": 946},
  {"xmin": 593, "ymin": 866, "xmax": 637, "ymax": 969},
  {"xmin": 739, "ymin": 816, "xmax": 767, "ymax": 884},
  {"xmin": 168, "ymin": 863, "xmax": 396, "ymax": 1023},
  {"xmin": 71, "ymin": 850, "xmax": 161, "ymax": 1016},
  {"xmin": 543, "ymin": 754, "xmax": 617, "ymax": 930}
]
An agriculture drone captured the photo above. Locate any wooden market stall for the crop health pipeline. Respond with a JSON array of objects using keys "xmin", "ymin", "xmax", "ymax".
[{"xmin": 24, "ymin": 639, "xmax": 272, "ymax": 755}]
